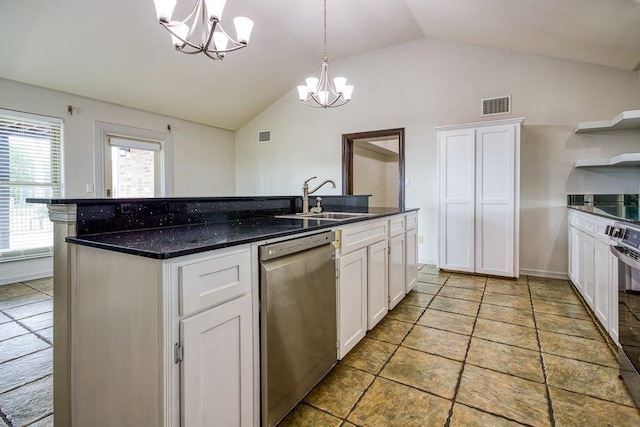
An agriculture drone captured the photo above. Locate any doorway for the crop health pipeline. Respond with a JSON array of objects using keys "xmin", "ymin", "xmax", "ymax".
[
  {"xmin": 105, "ymin": 137, "xmax": 160, "ymax": 198},
  {"xmin": 342, "ymin": 128, "xmax": 405, "ymax": 209}
]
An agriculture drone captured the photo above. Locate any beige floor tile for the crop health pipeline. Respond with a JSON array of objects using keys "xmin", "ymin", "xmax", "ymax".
[
  {"xmin": 412, "ymin": 282, "xmax": 442, "ymax": 295},
  {"xmin": 466, "ymin": 337, "xmax": 544, "ymax": 383},
  {"xmin": 403, "ymin": 325, "xmax": 471, "ymax": 361},
  {"xmin": 482, "ymin": 292, "xmax": 532, "ymax": 311},
  {"xmin": 445, "ymin": 277, "xmax": 487, "ymax": 290},
  {"xmin": 23, "ymin": 278, "xmax": 54, "ymax": 296},
  {"xmin": 429, "ymin": 296, "xmax": 480, "ymax": 317},
  {"xmin": 340, "ymin": 337, "xmax": 397, "ymax": 375},
  {"xmin": 367, "ymin": 317, "xmax": 413, "ymax": 345},
  {"xmin": 457, "ymin": 365, "xmax": 551, "ymax": 427},
  {"xmin": 418, "ymin": 264, "xmax": 441, "ymax": 275},
  {"xmin": 303, "ymin": 364, "xmax": 374, "ymax": 418},
  {"xmin": 0, "ymin": 283, "xmax": 38, "ymax": 301},
  {"xmin": 543, "ymin": 354, "xmax": 637, "ymax": 407},
  {"xmin": 484, "ymin": 281, "xmax": 530, "ymax": 297},
  {"xmin": 473, "ymin": 318, "xmax": 538, "ymax": 351},
  {"xmin": 0, "ymin": 292, "xmax": 50, "ymax": 311},
  {"xmin": 528, "ymin": 279, "xmax": 575, "ymax": 295},
  {"xmin": 538, "ymin": 330, "xmax": 617, "ymax": 367},
  {"xmin": 347, "ymin": 377, "xmax": 452, "ymax": 427},
  {"xmin": 534, "ymin": 312, "xmax": 602, "ymax": 340},
  {"xmin": 437, "ymin": 286, "xmax": 484, "ymax": 302},
  {"xmin": 380, "ymin": 347, "xmax": 462, "ymax": 399},
  {"xmin": 386, "ymin": 301, "xmax": 424, "ymax": 323},
  {"xmin": 402, "ymin": 291, "xmax": 435, "ymax": 308},
  {"xmin": 549, "ymin": 387, "xmax": 640, "ymax": 427},
  {"xmin": 341, "ymin": 421, "xmax": 357, "ymax": 427},
  {"xmin": 449, "ymin": 273, "xmax": 488, "ymax": 283},
  {"xmin": 418, "ymin": 272, "xmax": 448, "ymax": 285},
  {"xmin": 278, "ymin": 404, "xmax": 342, "ymax": 427},
  {"xmin": 532, "ymin": 299, "xmax": 590, "ymax": 320},
  {"xmin": 449, "ymin": 403, "xmax": 525, "ymax": 427},
  {"xmin": 478, "ymin": 303, "xmax": 535, "ymax": 328},
  {"xmin": 487, "ymin": 276, "xmax": 527, "ymax": 285},
  {"xmin": 417, "ymin": 309, "xmax": 475, "ymax": 336},
  {"xmin": 530, "ymin": 287, "xmax": 582, "ymax": 306}
]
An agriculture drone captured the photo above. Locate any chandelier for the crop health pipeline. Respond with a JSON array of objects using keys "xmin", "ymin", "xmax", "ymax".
[
  {"xmin": 297, "ymin": 0, "xmax": 353, "ymax": 108},
  {"xmin": 152, "ymin": 0, "xmax": 254, "ymax": 60}
]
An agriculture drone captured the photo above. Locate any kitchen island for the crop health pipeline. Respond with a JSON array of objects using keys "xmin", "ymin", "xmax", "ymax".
[{"xmin": 28, "ymin": 196, "xmax": 418, "ymax": 427}]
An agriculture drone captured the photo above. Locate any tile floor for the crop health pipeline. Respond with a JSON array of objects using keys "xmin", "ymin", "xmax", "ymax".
[
  {"xmin": 2, "ymin": 270, "xmax": 640, "ymax": 427},
  {"xmin": 0, "ymin": 278, "xmax": 53, "ymax": 427},
  {"xmin": 280, "ymin": 266, "xmax": 640, "ymax": 427}
]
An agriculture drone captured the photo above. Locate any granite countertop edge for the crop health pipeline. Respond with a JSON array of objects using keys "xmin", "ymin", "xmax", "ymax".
[
  {"xmin": 67, "ymin": 208, "xmax": 419, "ymax": 259},
  {"xmin": 567, "ymin": 205, "xmax": 639, "ymax": 225}
]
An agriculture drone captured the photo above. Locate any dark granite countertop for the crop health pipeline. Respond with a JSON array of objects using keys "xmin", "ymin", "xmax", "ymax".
[
  {"xmin": 66, "ymin": 207, "xmax": 417, "ymax": 259},
  {"xmin": 567, "ymin": 194, "xmax": 639, "ymax": 225}
]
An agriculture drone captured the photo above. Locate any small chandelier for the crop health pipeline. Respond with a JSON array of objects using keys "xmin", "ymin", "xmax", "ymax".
[
  {"xmin": 152, "ymin": 0, "xmax": 254, "ymax": 60},
  {"xmin": 297, "ymin": 0, "xmax": 353, "ymax": 108}
]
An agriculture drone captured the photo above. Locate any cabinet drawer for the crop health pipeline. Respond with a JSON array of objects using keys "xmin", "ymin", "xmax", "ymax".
[
  {"xmin": 389, "ymin": 215, "xmax": 405, "ymax": 237},
  {"xmin": 178, "ymin": 248, "xmax": 251, "ymax": 316},
  {"xmin": 405, "ymin": 213, "xmax": 418, "ymax": 231},
  {"xmin": 571, "ymin": 210, "xmax": 595, "ymax": 235},
  {"xmin": 338, "ymin": 220, "xmax": 387, "ymax": 255}
]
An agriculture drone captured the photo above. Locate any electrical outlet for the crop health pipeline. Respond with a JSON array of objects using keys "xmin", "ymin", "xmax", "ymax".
[
  {"xmin": 86, "ymin": 184, "xmax": 94, "ymax": 193},
  {"xmin": 418, "ymin": 235, "xmax": 424, "ymax": 244}
]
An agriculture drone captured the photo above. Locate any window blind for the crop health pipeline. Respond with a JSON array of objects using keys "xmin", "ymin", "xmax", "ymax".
[{"xmin": 0, "ymin": 108, "xmax": 64, "ymax": 261}]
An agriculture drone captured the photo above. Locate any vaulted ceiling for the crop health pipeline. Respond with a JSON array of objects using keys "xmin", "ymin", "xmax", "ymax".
[{"xmin": 1, "ymin": 0, "xmax": 639, "ymax": 130}]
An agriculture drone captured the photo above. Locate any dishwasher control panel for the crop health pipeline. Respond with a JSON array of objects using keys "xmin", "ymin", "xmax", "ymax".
[{"xmin": 259, "ymin": 231, "xmax": 336, "ymax": 261}]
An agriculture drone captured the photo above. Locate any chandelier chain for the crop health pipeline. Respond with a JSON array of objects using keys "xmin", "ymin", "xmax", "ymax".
[{"xmin": 323, "ymin": 0, "xmax": 327, "ymax": 58}]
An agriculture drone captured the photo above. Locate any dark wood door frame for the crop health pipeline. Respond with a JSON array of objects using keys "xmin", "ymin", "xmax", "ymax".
[{"xmin": 342, "ymin": 128, "xmax": 405, "ymax": 210}]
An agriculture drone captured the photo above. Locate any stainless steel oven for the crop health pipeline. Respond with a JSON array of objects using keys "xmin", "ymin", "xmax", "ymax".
[{"xmin": 608, "ymin": 221, "xmax": 640, "ymax": 406}]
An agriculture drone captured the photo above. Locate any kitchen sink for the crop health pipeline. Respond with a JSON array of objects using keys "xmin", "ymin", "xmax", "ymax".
[{"xmin": 276, "ymin": 212, "xmax": 376, "ymax": 221}]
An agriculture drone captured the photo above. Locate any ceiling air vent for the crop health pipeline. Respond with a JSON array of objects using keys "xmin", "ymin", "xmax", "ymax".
[
  {"xmin": 258, "ymin": 130, "xmax": 271, "ymax": 143},
  {"xmin": 481, "ymin": 95, "xmax": 511, "ymax": 117}
]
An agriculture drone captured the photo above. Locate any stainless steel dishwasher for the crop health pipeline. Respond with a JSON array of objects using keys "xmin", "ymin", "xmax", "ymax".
[{"xmin": 259, "ymin": 231, "xmax": 337, "ymax": 427}]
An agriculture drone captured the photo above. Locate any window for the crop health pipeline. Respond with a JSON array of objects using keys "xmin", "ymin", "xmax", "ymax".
[{"xmin": 0, "ymin": 109, "xmax": 64, "ymax": 261}]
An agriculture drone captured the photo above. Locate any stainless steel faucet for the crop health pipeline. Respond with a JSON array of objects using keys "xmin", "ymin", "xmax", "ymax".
[{"xmin": 302, "ymin": 176, "xmax": 336, "ymax": 213}]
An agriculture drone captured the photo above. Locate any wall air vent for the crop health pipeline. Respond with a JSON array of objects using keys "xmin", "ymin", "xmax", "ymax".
[
  {"xmin": 258, "ymin": 130, "xmax": 271, "ymax": 143},
  {"xmin": 482, "ymin": 95, "xmax": 511, "ymax": 117}
]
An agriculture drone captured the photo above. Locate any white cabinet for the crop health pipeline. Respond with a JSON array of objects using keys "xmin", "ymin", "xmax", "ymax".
[
  {"xmin": 567, "ymin": 209, "xmax": 618, "ymax": 343},
  {"xmin": 176, "ymin": 247, "xmax": 254, "ymax": 427},
  {"xmin": 180, "ymin": 294, "xmax": 253, "ymax": 427},
  {"xmin": 367, "ymin": 240, "xmax": 388, "ymax": 329},
  {"xmin": 70, "ymin": 243, "xmax": 256, "ymax": 427},
  {"xmin": 405, "ymin": 227, "xmax": 418, "ymax": 293},
  {"xmin": 437, "ymin": 118, "xmax": 522, "ymax": 278},
  {"xmin": 388, "ymin": 233, "xmax": 405, "ymax": 310},
  {"xmin": 337, "ymin": 247, "xmax": 368, "ymax": 359}
]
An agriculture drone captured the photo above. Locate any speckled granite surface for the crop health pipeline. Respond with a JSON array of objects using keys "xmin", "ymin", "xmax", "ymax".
[
  {"xmin": 28, "ymin": 195, "xmax": 415, "ymax": 258},
  {"xmin": 567, "ymin": 194, "xmax": 639, "ymax": 224}
]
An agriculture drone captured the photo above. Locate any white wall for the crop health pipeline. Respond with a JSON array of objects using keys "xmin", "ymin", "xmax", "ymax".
[
  {"xmin": 353, "ymin": 146, "xmax": 388, "ymax": 207},
  {"xmin": 1, "ymin": 78, "xmax": 236, "ymax": 283},
  {"xmin": 236, "ymin": 37, "xmax": 640, "ymax": 275}
]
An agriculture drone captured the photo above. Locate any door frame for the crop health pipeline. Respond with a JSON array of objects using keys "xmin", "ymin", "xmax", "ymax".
[
  {"xmin": 342, "ymin": 128, "xmax": 405, "ymax": 210},
  {"xmin": 94, "ymin": 121, "xmax": 173, "ymax": 198}
]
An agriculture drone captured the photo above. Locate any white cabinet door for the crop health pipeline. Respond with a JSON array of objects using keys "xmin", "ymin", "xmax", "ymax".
[
  {"xmin": 337, "ymin": 247, "xmax": 368, "ymax": 359},
  {"xmin": 388, "ymin": 233, "xmax": 405, "ymax": 310},
  {"xmin": 594, "ymin": 238, "xmax": 610, "ymax": 328},
  {"xmin": 180, "ymin": 294, "xmax": 253, "ymax": 427},
  {"xmin": 578, "ymin": 229, "xmax": 595, "ymax": 309},
  {"xmin": 609, "ymin": 251, "xmax": 619, "ymax": 344},
  {"xmin": 368, "ymin": 239, "xmax": 388, "ymax": 330},
  {"xmin": 405, "ymin": 228, "xmax": 418, "ymax": 293},
  {"xmin": 438, "ymin": 128, "xmax": 475, "ymax": 272},
  {"xmin": 475, "ymin": 125, "xmax": 516, "ymax": 277},
  {"xmin": 569, "ymin": 225, "xmax": 582, "ymax": 292}
]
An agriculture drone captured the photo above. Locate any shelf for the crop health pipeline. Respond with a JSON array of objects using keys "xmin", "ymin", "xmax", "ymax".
[
  {"xmin": 575, "ymin": 110, "xmax": 640, "ymax": 133},
  {"xmin": 574, "ymin": 153, "xmax": 640, "ymax": 168}
]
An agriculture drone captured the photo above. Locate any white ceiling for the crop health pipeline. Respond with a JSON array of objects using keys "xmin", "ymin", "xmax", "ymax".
[{"xmin": 1, "ymin": 0, "xmax": 639, "ymax": 131}]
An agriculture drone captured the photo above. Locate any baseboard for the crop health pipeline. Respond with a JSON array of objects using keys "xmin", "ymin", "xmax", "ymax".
[
  {"xmin": 519, "ymin": 268, "xmax": 568, "ymax": 280},
  {"xmin": 0, "ymin": 271, "xmax": 52, "ymax": 286}
]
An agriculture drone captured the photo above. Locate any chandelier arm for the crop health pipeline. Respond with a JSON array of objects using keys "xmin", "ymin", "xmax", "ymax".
[
  {"xmin": 184, "ymin": 0, "xmax": 202, "ymax": 43},
  {"xmin": 211, "ymin": 24, "xmax": 248, "ymax": 50}
]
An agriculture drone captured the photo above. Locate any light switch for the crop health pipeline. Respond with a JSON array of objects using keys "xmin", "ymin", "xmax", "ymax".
[{"xmin": 86, "ymin": 184, "xmax": 94, "ymax": 193}]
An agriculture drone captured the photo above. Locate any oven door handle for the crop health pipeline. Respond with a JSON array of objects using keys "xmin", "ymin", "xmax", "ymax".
[{"xmin": 610, "ymin": 245, "xmax": 640, "ymax": 270}]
